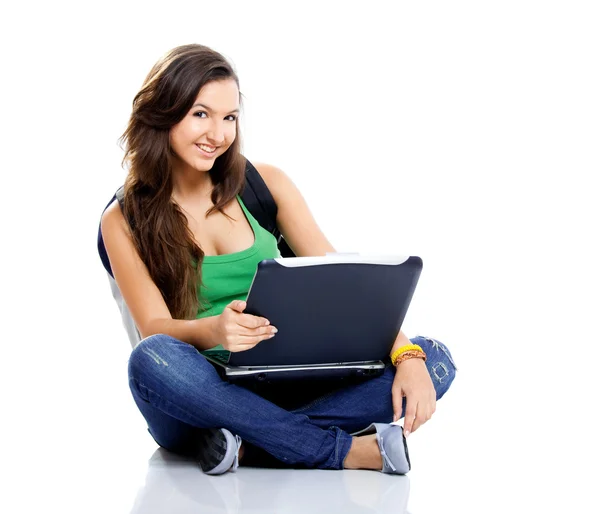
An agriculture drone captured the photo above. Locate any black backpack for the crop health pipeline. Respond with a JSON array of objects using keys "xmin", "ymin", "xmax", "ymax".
[{"xmin": 97, "ymin": 158, "xmax": 295, "ymax": 278}]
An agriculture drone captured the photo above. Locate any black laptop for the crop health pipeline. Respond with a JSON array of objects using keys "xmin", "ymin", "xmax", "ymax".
[{"xmin": 202, "ymin": 254, "xmax": 422, "ymax": 383}]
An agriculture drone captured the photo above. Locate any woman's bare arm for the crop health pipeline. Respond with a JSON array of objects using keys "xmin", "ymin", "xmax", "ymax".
[{"xmin": 101, "ymin": 200, "xmax": 219, "ymax": 350}]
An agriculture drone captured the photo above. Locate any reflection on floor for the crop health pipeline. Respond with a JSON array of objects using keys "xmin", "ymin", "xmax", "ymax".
[{"xmin": 129, "ymin": 448, "xmax": 411, "ymax": 514}]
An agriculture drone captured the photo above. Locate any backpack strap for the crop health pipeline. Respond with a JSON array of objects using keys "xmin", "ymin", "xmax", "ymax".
[
  {"xmin": 97, "ymin": 186, "xmax": 126, "ymax": 279},
  {"xmin": 241, "ymin": 160, "xmax": 279, "ymax": 236},
  {"xmin": 115, "ymin": 185, "xmax": 125, "ymax": 208},
  {"xmin": 241, "ymin": 159, "xmax": 295, "ymax": 258},
  {"xmin": 97, "ymin": 192, "xmax": 118, "ymax": 278}
]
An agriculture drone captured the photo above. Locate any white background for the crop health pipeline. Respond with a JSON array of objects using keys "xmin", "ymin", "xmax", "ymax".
[{"xmin": 1, "ymin": 1, "xmax": 598, "ymax": 512}]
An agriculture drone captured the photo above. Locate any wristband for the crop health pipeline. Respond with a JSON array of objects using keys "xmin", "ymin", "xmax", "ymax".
[
  {"xmin": 391, "ymin": 344, "xmax": 427, "ymax": 366},
  {"xmin": 394, "ymin": 349, "xmax": 427, "ymax": 366}
]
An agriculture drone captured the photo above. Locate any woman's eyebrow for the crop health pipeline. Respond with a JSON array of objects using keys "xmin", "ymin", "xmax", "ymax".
[{"xmin": 192, "ymin": 102, "xmax": 240, "ymax": 114}]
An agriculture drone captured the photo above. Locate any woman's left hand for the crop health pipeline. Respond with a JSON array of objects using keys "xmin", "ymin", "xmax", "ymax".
[{"xmin": 391, "ymin": 358, "xmax": 436, "ymax": 437}]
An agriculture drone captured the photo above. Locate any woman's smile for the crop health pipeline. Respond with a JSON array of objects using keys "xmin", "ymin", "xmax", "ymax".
[{"xmin": 196, "ymin": 143, "xmax": 218, "ymax": 157}]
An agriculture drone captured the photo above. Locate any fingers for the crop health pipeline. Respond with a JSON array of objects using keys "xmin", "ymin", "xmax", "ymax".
[
  {"xmin": 228, "ymin": 301, "xmax": 271, "ymax": 328},
  {"xmin": 403, "ymin": 396, "xmax": 417, "ymax": 437},
  {"xmin": 228, "ymin": 300, "xmax": 247, "ymax": 312},
  {"xmin": 236, "ymin": 315, "xmax": 276, "ymax": 340},
  {"xmin": 236, "ymin": 324, "xmax": 278, "ymax": 339},
  {"xmin": 410, "ymin": 403, "xmax": 425, "ymax": 434},
  {"xmin": 223, "ymin": 321, "xmax": 277, "ymax": 349},
  {"xmin": 405, "ymin": 396, "xmax": 437, "ymax": 436},
  {"xmin": 238, "ymin": 313, "xmax": 271, "ymax": 330},
  {"xmin": 228, "ymin": 333, "xmax": 276, "ymax": 352},
  {"xmin": 392, "ymin": 389, "xmax": 404, "ymax": 423},
  {"xmin": 222, "ymin": 300, "xmax": 278, "ymax": 352},
  {"xmin": 227, "ymin": 301, "xmax": 273, "ymax": 333}
]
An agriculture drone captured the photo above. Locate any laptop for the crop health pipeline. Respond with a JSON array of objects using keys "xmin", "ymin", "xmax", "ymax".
[{"xmin": 203, "ymin": 254, "xmax": 422, "ymax": 383}]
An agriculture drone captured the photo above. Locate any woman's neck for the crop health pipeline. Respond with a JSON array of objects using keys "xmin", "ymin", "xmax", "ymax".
[{"xmin": 171, "ymin": 167, "xmax": 214, "ymax": 205}]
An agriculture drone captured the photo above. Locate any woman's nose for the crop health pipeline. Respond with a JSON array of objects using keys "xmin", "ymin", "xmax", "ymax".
[{"xmin": 206, "ymin": 120, "xmax": 225, "ymax": 144}]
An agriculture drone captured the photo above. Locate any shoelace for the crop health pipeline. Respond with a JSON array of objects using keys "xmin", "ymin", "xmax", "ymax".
[{"xmin": 377, "ymin": 434, "xmax": 397, "ymax": 472}]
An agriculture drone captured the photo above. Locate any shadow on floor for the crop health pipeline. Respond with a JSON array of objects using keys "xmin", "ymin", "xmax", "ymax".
[{"xmin": 129, "ymin": 448, "xmax": 411, "ymax": 513}]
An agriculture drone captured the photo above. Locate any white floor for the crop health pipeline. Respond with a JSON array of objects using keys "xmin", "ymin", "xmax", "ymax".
[
  {"xmin": 116, "ymin": 404, "xmax": 595, "ymax": 514},
  {"xmin": 130, "ymin": 450, "xmax": 411, "ymax": 513},
  {"xmin": 10, "ymin": 367, "xmax": 593, "ymax": 514}
]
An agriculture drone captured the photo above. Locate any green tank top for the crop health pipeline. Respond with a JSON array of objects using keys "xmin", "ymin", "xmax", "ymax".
[{"xmin": 196, "ymin": 194, "xmax": 281, "ymax": 353}]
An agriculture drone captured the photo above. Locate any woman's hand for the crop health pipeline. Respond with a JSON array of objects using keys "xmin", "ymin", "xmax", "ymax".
[
  {"xmin": 391, "ymin": 358, "xmax": 436, "ymax": 437},
  {"xmin": 211, "ymin": 300, "xmax": 278, "ymax": 352}
]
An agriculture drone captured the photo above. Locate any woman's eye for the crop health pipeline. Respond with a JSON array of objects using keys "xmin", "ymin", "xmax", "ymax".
[{"xmin": 193, "ymin": 112, "xmax": 236, "ymax": 121}]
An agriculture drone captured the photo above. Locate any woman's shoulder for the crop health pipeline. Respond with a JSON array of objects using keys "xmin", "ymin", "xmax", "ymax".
[
  {"xmin": 248, "ymin": 161, "xmax": 335, "ymax": 256},
  {"xmin": 251, "ymin": 162, "xmax": 283, "ymax": 187},
  {"xmin": 250, "ymin": 162, "xmax": 292, "ymax": 202},
  {"xmin": 101, "ymin": 197, "xmax": 130, "ymax": 237}
]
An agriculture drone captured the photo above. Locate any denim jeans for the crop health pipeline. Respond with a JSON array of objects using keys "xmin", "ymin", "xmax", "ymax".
[{"xmin": 128, "ymin": 335, "xmax": 457, "ymax": 470}]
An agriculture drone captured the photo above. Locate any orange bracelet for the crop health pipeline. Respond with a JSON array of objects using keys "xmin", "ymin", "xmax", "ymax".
[
  {"xmin": 393, "ymin": 349, "xmax": 427, "ymax": 366},
  {"xmin": 390, "ymin": 344, "xmax": 423, "ymax": 365}
]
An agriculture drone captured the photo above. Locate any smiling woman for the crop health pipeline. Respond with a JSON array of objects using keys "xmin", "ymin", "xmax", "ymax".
[
  {"xmin": 169, "ymin": 80, "xmax": 241, "ymax": 178},
  {"xmin": 100, "ymin": 43, "xmax": 456, "ymax": 479},
  {"xmin": 110, "ymin": 45, "xmax": 249, "ymax": 321}
]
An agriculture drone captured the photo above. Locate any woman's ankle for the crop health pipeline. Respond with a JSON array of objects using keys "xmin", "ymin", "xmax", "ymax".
[
  {"xmin": 238, "ymin": 442, "xmax": 245, "ymax": 465},
  {"xmin": 343, "ymin": 435, "xmax": 382, "ymax": 470}
]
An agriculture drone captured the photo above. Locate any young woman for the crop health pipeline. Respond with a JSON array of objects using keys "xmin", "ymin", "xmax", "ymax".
[{"xmin": 101, "ymin": 44, "xmax": 457, "ymax": 475}]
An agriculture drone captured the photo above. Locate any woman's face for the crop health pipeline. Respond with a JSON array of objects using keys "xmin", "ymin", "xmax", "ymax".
[{"xmin": 169, "ymin": 79, "xmax": 240, "ymax": 174}]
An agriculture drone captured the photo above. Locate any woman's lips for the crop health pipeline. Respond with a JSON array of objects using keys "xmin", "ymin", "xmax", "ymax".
[{"xmin": 196, "ymin": 144, "xmax": 217, "ymax": 157}]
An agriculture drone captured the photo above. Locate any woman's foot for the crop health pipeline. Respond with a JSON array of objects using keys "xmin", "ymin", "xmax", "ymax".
[
  {"xmin": 343, "ymin": 434, "xmax": 382, "ymax": 470},
  {"xmin": 344, "ymin": 424, "xmax": 411, "ymax": 474},
  {"xmin": 196, "ymin": 428, "xmax": 243, "ymax": 475}
]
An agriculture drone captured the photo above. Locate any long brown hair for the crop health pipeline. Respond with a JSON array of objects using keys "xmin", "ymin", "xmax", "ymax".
[{"xmin": 119, "ymin": 44, "xmax": 246, "ymax": 320}]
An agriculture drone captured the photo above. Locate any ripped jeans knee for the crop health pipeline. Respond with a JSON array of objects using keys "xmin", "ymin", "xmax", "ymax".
[{"xmin": 411, "ymin": 335, "xmax": 457, "ymax": 400}]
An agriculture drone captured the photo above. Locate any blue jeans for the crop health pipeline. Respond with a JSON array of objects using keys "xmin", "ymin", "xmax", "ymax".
[{"xmin": 128, "ymin": 335, "xmax": 457, "ymax": 470}]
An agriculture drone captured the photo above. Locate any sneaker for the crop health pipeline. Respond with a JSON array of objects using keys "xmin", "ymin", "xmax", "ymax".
[
  {"xmin": 196, "ymin": 428, "xmax": 243, "ymax": 475},
  {"xmin": 350, "ymin": 423, "xmax": 411, "ymax": 474}
]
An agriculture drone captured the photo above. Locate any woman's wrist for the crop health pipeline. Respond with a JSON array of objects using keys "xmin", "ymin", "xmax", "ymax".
[
  {"xmin": 188, "ymin": 316, "xmax": 221, "ymax": 350},
  {"xmin": 391, "ymin": 344, "xmax": 427, "ymax": 367}
]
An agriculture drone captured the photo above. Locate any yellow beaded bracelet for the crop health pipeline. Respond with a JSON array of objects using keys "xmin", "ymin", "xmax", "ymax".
[{"xmin": 391, "ymin": 344, "xmax": 427, "ymax": 367}]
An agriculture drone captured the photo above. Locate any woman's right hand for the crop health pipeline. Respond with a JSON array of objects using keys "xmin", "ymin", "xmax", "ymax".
[{"xmin": 211, "ymin": 300, "xmax": 278, "ymax": 352}]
